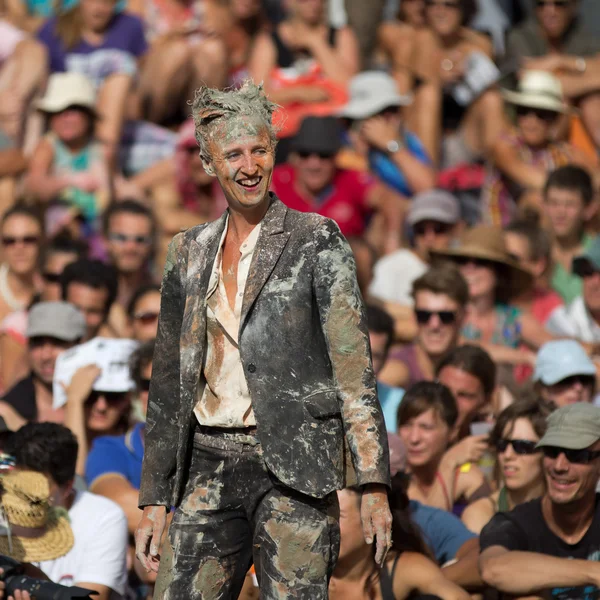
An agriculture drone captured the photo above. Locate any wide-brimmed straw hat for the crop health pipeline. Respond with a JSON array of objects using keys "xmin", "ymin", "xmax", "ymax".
[
  {"xmin": 0, "ymin": 470, "xmax": 74, "ymax": 562},
  {"xmin": 430, "ymin": 225, "xmax": 533, "ymax": 297},
  {"xmin": 502, "ymin": 70, "xmax": 569, "ymax": 114},
  {"xmin": 35, "ymin": 72, "xmax": 98, "ymax": 117}
]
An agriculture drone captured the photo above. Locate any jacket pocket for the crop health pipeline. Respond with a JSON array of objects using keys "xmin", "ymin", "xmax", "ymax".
[{"xmin": 304, "ymin": 389, "xmax": 341, "ymax": 418}]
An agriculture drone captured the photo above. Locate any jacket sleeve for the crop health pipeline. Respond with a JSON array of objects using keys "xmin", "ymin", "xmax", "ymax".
[
  {"xmin": 138, "ymin": 233, "xmax": 186, "ymax": 508},
  {"xmin": 313, "ymin": 218, "xmax": 391, "ymax": 488}
]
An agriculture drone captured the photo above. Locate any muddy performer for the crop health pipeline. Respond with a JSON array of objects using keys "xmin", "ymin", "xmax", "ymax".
[{"xmin": 134, "ymin": 81, "xmax": 392, "ymax": 600}]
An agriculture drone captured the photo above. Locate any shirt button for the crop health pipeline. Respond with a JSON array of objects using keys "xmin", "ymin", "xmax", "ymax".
[
  {"xmin": 247, "ymin": 363, "xmax": 256, "ymax": 373},
  {"xmin": 239, "ymin": 293, "xmax": 243, "ymax": 297}
]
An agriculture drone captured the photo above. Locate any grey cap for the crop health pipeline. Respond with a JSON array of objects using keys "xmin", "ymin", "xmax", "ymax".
[
  {"xmin": 26, "ymin": 302, "xmax": 86, "ymax": 342},
  {"xmin": 536, "ymin": 403, "xmax": 600, "ymax": 450},
  {"xmin": 407, "ymin": 190, "xmax": 461, "ymax": 226}
]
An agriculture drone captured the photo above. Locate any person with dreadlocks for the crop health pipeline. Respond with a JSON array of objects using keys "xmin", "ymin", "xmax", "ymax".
[{"xmin": 134, "ymin": 80, "xmax": 391, "ymax": 599}]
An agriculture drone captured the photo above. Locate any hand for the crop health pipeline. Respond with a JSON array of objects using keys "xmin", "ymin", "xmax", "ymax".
[
  {"xmin": 135, "ymin": 505, "xmax": 167, "ymax": 573},
  {"xmin": 66, "ymin": 364, "xmax": 101, "ymax": 405},
  {"xmin": 67, "ymin": 172, "xmax": 102, "ymax": 193},
  {"xmin": 360, "ymin": 117, "xmax": 400, "ymax": 153},
  {"xmin": 0, "ymin": 570, "xmax": 32, "ymax": 600},
  {"xmin": 522, "ymin": 55, "xmax": 564, "ymax": 74},
  {"xmin": 445, "ymin": 434, "xmax": 489, "ymax": 466},
  {"xmin": 361, "ymin": 484, "xmax": 392, "ymax": 566}
]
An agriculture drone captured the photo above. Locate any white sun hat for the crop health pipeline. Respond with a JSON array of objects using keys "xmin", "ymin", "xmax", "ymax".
[
  {"xmin": 501, "ymin": 70, "xmax": 569, "ymax": 114},
  {"xmin": 35, "ymin": 72, "xmax": 98, "ymax": 116}
]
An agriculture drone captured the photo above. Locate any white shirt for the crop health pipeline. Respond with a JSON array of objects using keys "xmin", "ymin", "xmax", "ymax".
[
  {"xmin": 546, "ymin": 296, "xmax": 600, "ymax": 343},
  {"xmin": 368, "ymin": 249, "xmax": 428, "ymax": 306},
  {"xmin": 35, "ymin": 491, "xmax": 128, "ymax": 597}
]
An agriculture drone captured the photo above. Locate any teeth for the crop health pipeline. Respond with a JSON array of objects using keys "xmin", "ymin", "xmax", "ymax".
[{"xmin": 239, "ymin": 178, "xmax": 260, "ymax": 187}]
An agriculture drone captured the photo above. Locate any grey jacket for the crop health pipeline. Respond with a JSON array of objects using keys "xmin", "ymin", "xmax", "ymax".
[{"xmin": 138, "ymin": 195, "xmax": 390, "ymax": 508}]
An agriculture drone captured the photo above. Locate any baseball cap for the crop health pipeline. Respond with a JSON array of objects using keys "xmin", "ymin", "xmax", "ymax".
[
  {"xmin": 533, "ymin": 340, "xmax": 596, "ymax": 386},
  {"xmin": 572, "ymin": 236, "xmax": 600, "ymax": 277},
  {"xmin": 407, "ymin": 190, "xmax": 461, "ymax": 226},
  {"xmin": 291, "ymin": 116, "xmax": 342, "ymax": 156},
  {"xmin": 26, "ymin": 302, "xmax": 86, "ymax": 342},
  {"xmin": 536, "ymin": 403, "xmax": 600, "ymax": 450}
]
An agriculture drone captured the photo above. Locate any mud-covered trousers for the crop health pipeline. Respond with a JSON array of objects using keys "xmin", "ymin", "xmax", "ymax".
[{"xmin": 153, "ymin": 425, "xmax": 340, "ymax": 600}]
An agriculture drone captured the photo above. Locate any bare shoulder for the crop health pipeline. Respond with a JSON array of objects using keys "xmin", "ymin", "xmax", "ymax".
[
  {"xmin": 378, "ymin": 21, "xmax": 415, "ymax": 50},
  {"xmin": 461, "ymin": 493, "xmax": 497, "ymax": 534},
  {"xmin": 462, "ymin": 28, "xmax": 494, "ymax": 56}
]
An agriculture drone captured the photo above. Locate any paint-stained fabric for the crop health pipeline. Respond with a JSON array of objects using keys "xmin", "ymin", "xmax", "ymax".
[
  {"xmin": 139, "ymin": 194, "xmax": 390, "ymax": 507},
  {"xmin": 194, "ymin": 217, "xmax": 261, "ymax": 427},
  {"xmin": 154, "ymin": 428, "xmax": 339, "ymax": 599}
]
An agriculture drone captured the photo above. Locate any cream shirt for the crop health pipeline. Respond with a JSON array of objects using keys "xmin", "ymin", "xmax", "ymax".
[{"xmin": 194, "ymin": 217, "xmax": 261, "ymax": 427}]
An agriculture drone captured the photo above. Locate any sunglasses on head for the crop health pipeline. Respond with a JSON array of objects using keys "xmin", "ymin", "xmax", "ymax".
[
  {"xmin": 297, "ymin": 150, "xmax": 335, "ymax": 160},
  {"xmin": 542, "ymin": 446, "xmax": 600, "ymax": 464},
  {"xmin": 515, "ymin": 105, "xmax": 559, "ymax": 122},
  {"xmin": 536, "ymin": 0, "xmax": 570, "ymax": 8},
  {"xmin": 138, "ymin": 378, "xmax": 151, "ymax": 392},
  {"xmin": 496, "ymin": 438, "xmax": 540, "ymax": 455},
  {"xmin": 415, "ymin": 309, "xmax": 457, "ymax": 325},
  {"xmin": 413, "ymin": 222, "xmax": 451, "ymax": 237},
  {"xmin": 108, "ymin": 233, "xmax": 151, "ymax": 245},
  {"xmin": 42, "ymin": 271, "xmax": 62, "ymax": 284},
  {"xmin": 133, "ymin": 311, "xmax": 159, "ymax": 325},
  {"xmin": 2, "ymin": 236, "xmax": 39, "ymax": 246}
]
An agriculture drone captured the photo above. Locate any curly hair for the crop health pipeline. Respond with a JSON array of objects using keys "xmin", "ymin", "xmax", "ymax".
[{"xmin": 191, "ymin": 80, "xmax": 279, "ymax": 162}]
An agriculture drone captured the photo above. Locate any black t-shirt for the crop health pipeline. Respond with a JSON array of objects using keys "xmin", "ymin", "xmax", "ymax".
[
  {"xmin": 2, "ymin": 375, "xmax": 37, "ymax": 422},
  {"xmin": 480, "ymin": 495, "xmax": 600, "ymax": 600}
]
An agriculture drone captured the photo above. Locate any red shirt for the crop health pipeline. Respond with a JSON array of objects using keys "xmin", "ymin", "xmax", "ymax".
[{"xmin": 271, "ymin": 164, "xmax": 377, "ymax": 238}]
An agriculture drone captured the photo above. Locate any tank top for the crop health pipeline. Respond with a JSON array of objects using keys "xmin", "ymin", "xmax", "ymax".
[{"xmin": 380, "ymin": 554, "xmax": 401, "ymax": 600}]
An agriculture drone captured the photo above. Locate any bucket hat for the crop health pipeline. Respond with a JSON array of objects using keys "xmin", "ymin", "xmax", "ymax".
[
  {"xmin": 502, "ymin": 70, "xmax": 569, "ymax": 114},
  {"xmin": 36, "ymin": 72, "xmax": 98, "ymax": 117}
]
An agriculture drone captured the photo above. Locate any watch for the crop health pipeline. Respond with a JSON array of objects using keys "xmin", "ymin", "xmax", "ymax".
[{"xmin": 386, "ymin": 138, "xmax": 404, "ymax": 154}]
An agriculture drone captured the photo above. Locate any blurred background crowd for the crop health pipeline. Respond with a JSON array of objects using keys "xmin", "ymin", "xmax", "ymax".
[{"xmin": 0, "ymin": 0, "xmax": 600, "ymax": 598}]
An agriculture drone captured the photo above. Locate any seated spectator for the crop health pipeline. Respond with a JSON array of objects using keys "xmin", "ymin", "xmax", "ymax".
[
  {"xmin": 533, "ymin": 340, "xmax": 597, "ymax": 409},
  {"xmin": 339, "ymin": 71, "xmax": 435, "ymax": 198},
  {"xmin": 381, "ymin": 264, "xmax": 468, "ymax": 390},
  {"xmin": 369, "ymin": 189, "xmax": 462, "ymax": 307},
  {"xmin": 481, "ymin": 71, "xmax": 596, "ymax": 226},
  {"xmin": 432, "ymin": 225, "xmax": 554, "ymax": 372},
  {"xmin": 398, "ymin": 381, "xmax": 491, "ymax": 514},
  {"xmin": 26, "ymin": 73, "xmax": 110, "ymax": 232},
  {"xmin": 543, "ymin": 165, "xmax": 596, "ymax": 305},
  {"xmin": 5, "ymin": 0, "xmax": 77, "ymax": 33},
  {"xmin": 271, "ymin": 116, "xmax": 405, "ymax": 254},
  {"xmin": 366, "ymin": 305, "xmax": 404, "ymax": 433},
  {"xmin": 0, "ymin": 301, "xmax": 85, "ymax": 429},
  {"xmin": 86, "ymin": 340, "xmax": 152, "ymax": 533},
  {"xmin": 479, "ymin": 403, "xmax": 600, "ymax": 598},
  {"xmin": 461, "ymin": 397, "xmax": 550, "ymax": 533},
  {"xmin": 128, "ymin": 284, "xmax": 160, "ymax": 343},
  {"xmin": 60, "ymin": 258, "xmax": 119, "ymax": 340},
  {"xmin": 547, "ymin": 236, "xmax": 600, "ymax": 342},
  {"xmin": 7, "ymin": 422, "xmax": 128, "ymax": 598},
  {"xmin": 408, "ymin": 0, "xmax": 506, "ymax": 168},
  {"xmin": 331, "ymin": 481, "xmax": 470, "ymax": 600},
  {"xmin": 504, "ymin": 219, "xmax": 564, "ymax": 326},
  {"xmin": 436, "ymin": 345, "xmax": 497, "ymax": 440},
  {"xmin": 504, "ymin": 0, "xmax": 600, "ymax": 149},
  {"xmin": 249, "ymin": 0, "xmax": 359, "ymax": 141}
]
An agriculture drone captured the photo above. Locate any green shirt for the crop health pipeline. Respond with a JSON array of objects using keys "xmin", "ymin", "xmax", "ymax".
[{"xmin": 551, "ymin": 234, "xmax": 592, "ymax": 305}]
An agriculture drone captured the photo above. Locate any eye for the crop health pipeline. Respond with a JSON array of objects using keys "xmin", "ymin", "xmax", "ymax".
[
  {"xmin": 254, "ymin": 148, "xmax": 267, "ymax": 156},
  {"xmin": 227, "ymin": 152, "xmax": 241, "ymax": 160}
]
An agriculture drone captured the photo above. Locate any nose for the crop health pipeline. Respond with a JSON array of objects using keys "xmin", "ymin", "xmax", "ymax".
[
  {"xmin": 241, "ymin": 153, "xmax": 258, "ymax": 174},
  {"xmin": 408, "ymin": 426, "xmax": 421, "ymax": 444},
  {"xmin": 428, "ymin": 313, "xmax": 442, "ymax": 329},
  {"xmin": 95, "ymin": 395, "xmax": 108, "ymax": 410},
  {"xmin": 553, "ymin": 451, "xmax": 570, "ymax": 471},
  {"xmin": 503, "ymin": 442, "xmax": 516, "ymax": 459}
]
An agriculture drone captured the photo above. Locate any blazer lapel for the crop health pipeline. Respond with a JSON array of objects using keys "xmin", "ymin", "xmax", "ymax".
[{"xmin": 240, "ymin": 196, "xmax": 290, "ymax": 332}]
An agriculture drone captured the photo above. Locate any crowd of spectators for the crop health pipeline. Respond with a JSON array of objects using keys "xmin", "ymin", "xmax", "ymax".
[{"xmin": 1, "ymin": 0, "xmax": 600, "ymax": 598}]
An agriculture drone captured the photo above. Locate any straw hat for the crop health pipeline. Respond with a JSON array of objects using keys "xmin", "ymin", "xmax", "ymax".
[
  {"xmin": 430, "ymin": 225, "xmax": 533, "ymax": 297},
  {"xmin": 502, "ymin": 70, "xmax": 569, "ymax": 114},
  {"xmin": 35, "ymin": 72, "xmax": 98, "ymax": 116},
  {"xmin": 0, "ymin": 470, "xmax": 74, "ymax": 562}
]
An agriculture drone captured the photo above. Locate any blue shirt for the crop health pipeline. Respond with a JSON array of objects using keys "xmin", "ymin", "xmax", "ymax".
[
  {"xmin": 377, "ymin": 382, "xmax": 404, "ymax": 434},
  {"xmin": 85, "ymin": 422, "xmax": 144, "ymax": 489},
  {"xmin": 410, "ymin": 500, "xmax": 476, "ymax": 564}
]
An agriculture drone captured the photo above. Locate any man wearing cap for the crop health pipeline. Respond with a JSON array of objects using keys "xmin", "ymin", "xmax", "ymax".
[
  {"xmin": 534, "ymin": 340, "xmax": 597, "ymax": 408},
  {"xmin": 547, "ymin": 235, "xmax": 600, "ymax": 343},
  {"xmin": 369, "ymin": 190, "xmax": 463, "ymax": 307},
  {"xmin": 0, "ymin": 302, "xmax": 86, "ymax": 429},
  {"xmin": 271, "ymin": 115, "xmax": 405, "ymax": 254},
  {"xmin": 480, "ymin": 403, "xmax": 600, "ymax": 598}
]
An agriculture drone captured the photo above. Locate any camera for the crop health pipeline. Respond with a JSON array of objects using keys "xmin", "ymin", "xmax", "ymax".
[{"xmin": 0, "ymin": 555, "xmax": 97, "ymax": 599}]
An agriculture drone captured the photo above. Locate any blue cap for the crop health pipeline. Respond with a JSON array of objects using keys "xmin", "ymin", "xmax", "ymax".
[{"xmin": 534, "ymin": 340, "xmax": 596, "ymax": 386}]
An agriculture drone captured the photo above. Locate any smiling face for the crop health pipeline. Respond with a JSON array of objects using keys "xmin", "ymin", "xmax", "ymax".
[
  {"xmin": 203, "ymin": 115, "xmax": 274, "ymax": 214},
  {"xmin": 399, "ymin": 407, "xmax": 450, "ymax": 468},
  {"xmin": 1, "ymin": 214, "xmax": 42, "ymax": 277},
  {"xmin": 535, "ymin": 0, "xmax": 576, "ymax": 40},
  {"xmin": 539, "ymin": 375, "xmax": 595, "ymax": 408},
  {"xmin": 498, "ymin": 418, "xmax": 544, "ymax": 493},
  {"xmin": 426, "ymin": 0, "xmax": 462, "ymax": 37},
  {"xmin": 457, "ymin": 258, "xmax": 497, "ymax": 300},
  {"xmin": 49, "ymin": 108, "xmax": 92, "ymax": 145}
]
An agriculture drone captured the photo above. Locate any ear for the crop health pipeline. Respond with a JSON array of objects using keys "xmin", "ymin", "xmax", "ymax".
[
  {"xmin": 202, "ymin": 158, "xmax": 216, "ymax": 178},
  {"xmin": 584, "ymin": 196, "xmax": 599, "ymax": 223}
]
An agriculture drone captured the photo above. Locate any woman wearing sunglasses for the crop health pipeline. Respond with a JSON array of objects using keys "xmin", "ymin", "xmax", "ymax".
[
  {"xmin": 127, "ymin": 284, "xmax": 161, "ymax": 343},
  {"xmin": 461, "ymin": 397, "xmax": 550, "ymax": 534},
  {"xmin": 481, "ymin": 70, "xmax": 595, "ymax": 226}
]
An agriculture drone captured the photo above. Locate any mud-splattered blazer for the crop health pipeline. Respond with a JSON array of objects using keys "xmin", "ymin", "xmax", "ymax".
[{"xmin": 139, "ymin": 194, "xmax": 390, "ymax": 508}]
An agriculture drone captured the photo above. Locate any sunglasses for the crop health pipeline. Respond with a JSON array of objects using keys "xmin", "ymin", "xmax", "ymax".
[
  {"xmin": 415, "ymin": 309, "xmax": 457, "ymax": 325},
  {"xmin": 297, "ymin": 151, "xmax": 335, "ymax": 160},
  {"xmin": 535, "ymin": 0, "xmax": 570, "ymax": 8},
  {"xmin": 42, "ymin": 271, "xmax": 62, "ymax": 284},
  {"xmin": 454, "ymin": 256, "xmax": 496, "ymax": 269},
  {"xmin": 134, "ymin": 311, "xmax": 159, "ymax": 325},
  {"xmin": 139, "ymin": 378, "xmax": 151, "ymax": 392},
  {"xmin": 425, "ymin": 0, "xmax": 459, "ymax": 7},
  {"xmin": 515, "ymin": 105, "xmax": 559, "ymax": 123},
  {"xmin": 108, "ymin": 233, "xmax": 151, "ymax": 245},
  {"xmin": 542, "ymin": 446, "xmax": 600, "ymax": 464},
  {"xmin": 551, "ymin": 374, "xmax": 596, "ymax": 389},
  {"xmin": 87, "ymin": 390, "xmax": 129, "ymax": 405},
  {"xmin": 496, "ymin": 438, "xmax": 540, "ymax": 455},
  {"xmin": 2, "ymin": 236, "xmax": 39, "ymax": 246},
  {"xmin": 413, "ymin": 222, "xmax": 452, "ymax": 237}
]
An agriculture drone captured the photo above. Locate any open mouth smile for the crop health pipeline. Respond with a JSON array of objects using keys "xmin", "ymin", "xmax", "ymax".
[{"xmin": 237, "ymin": 177, "xmax": 262, "ymax": 191}]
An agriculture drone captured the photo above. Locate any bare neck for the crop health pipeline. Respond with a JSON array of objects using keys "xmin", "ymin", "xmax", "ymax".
[
  {"xmin": 542, "ymin": 492, "xmax": 597, "ymax": 544},
  {"xmin": 227, "ymin": 202, "xmax": 269, "ymax": 243},
  {"xmin": 507, "ymin": 480, "xmax": 546, "ymax": 510},
  {"xmin": 7, "ymin": 269, "xmax": 36, "ymax": 299},
  {"xmin": 469, "ymin": 292, "xmax": 496, "ymax": 316}
]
